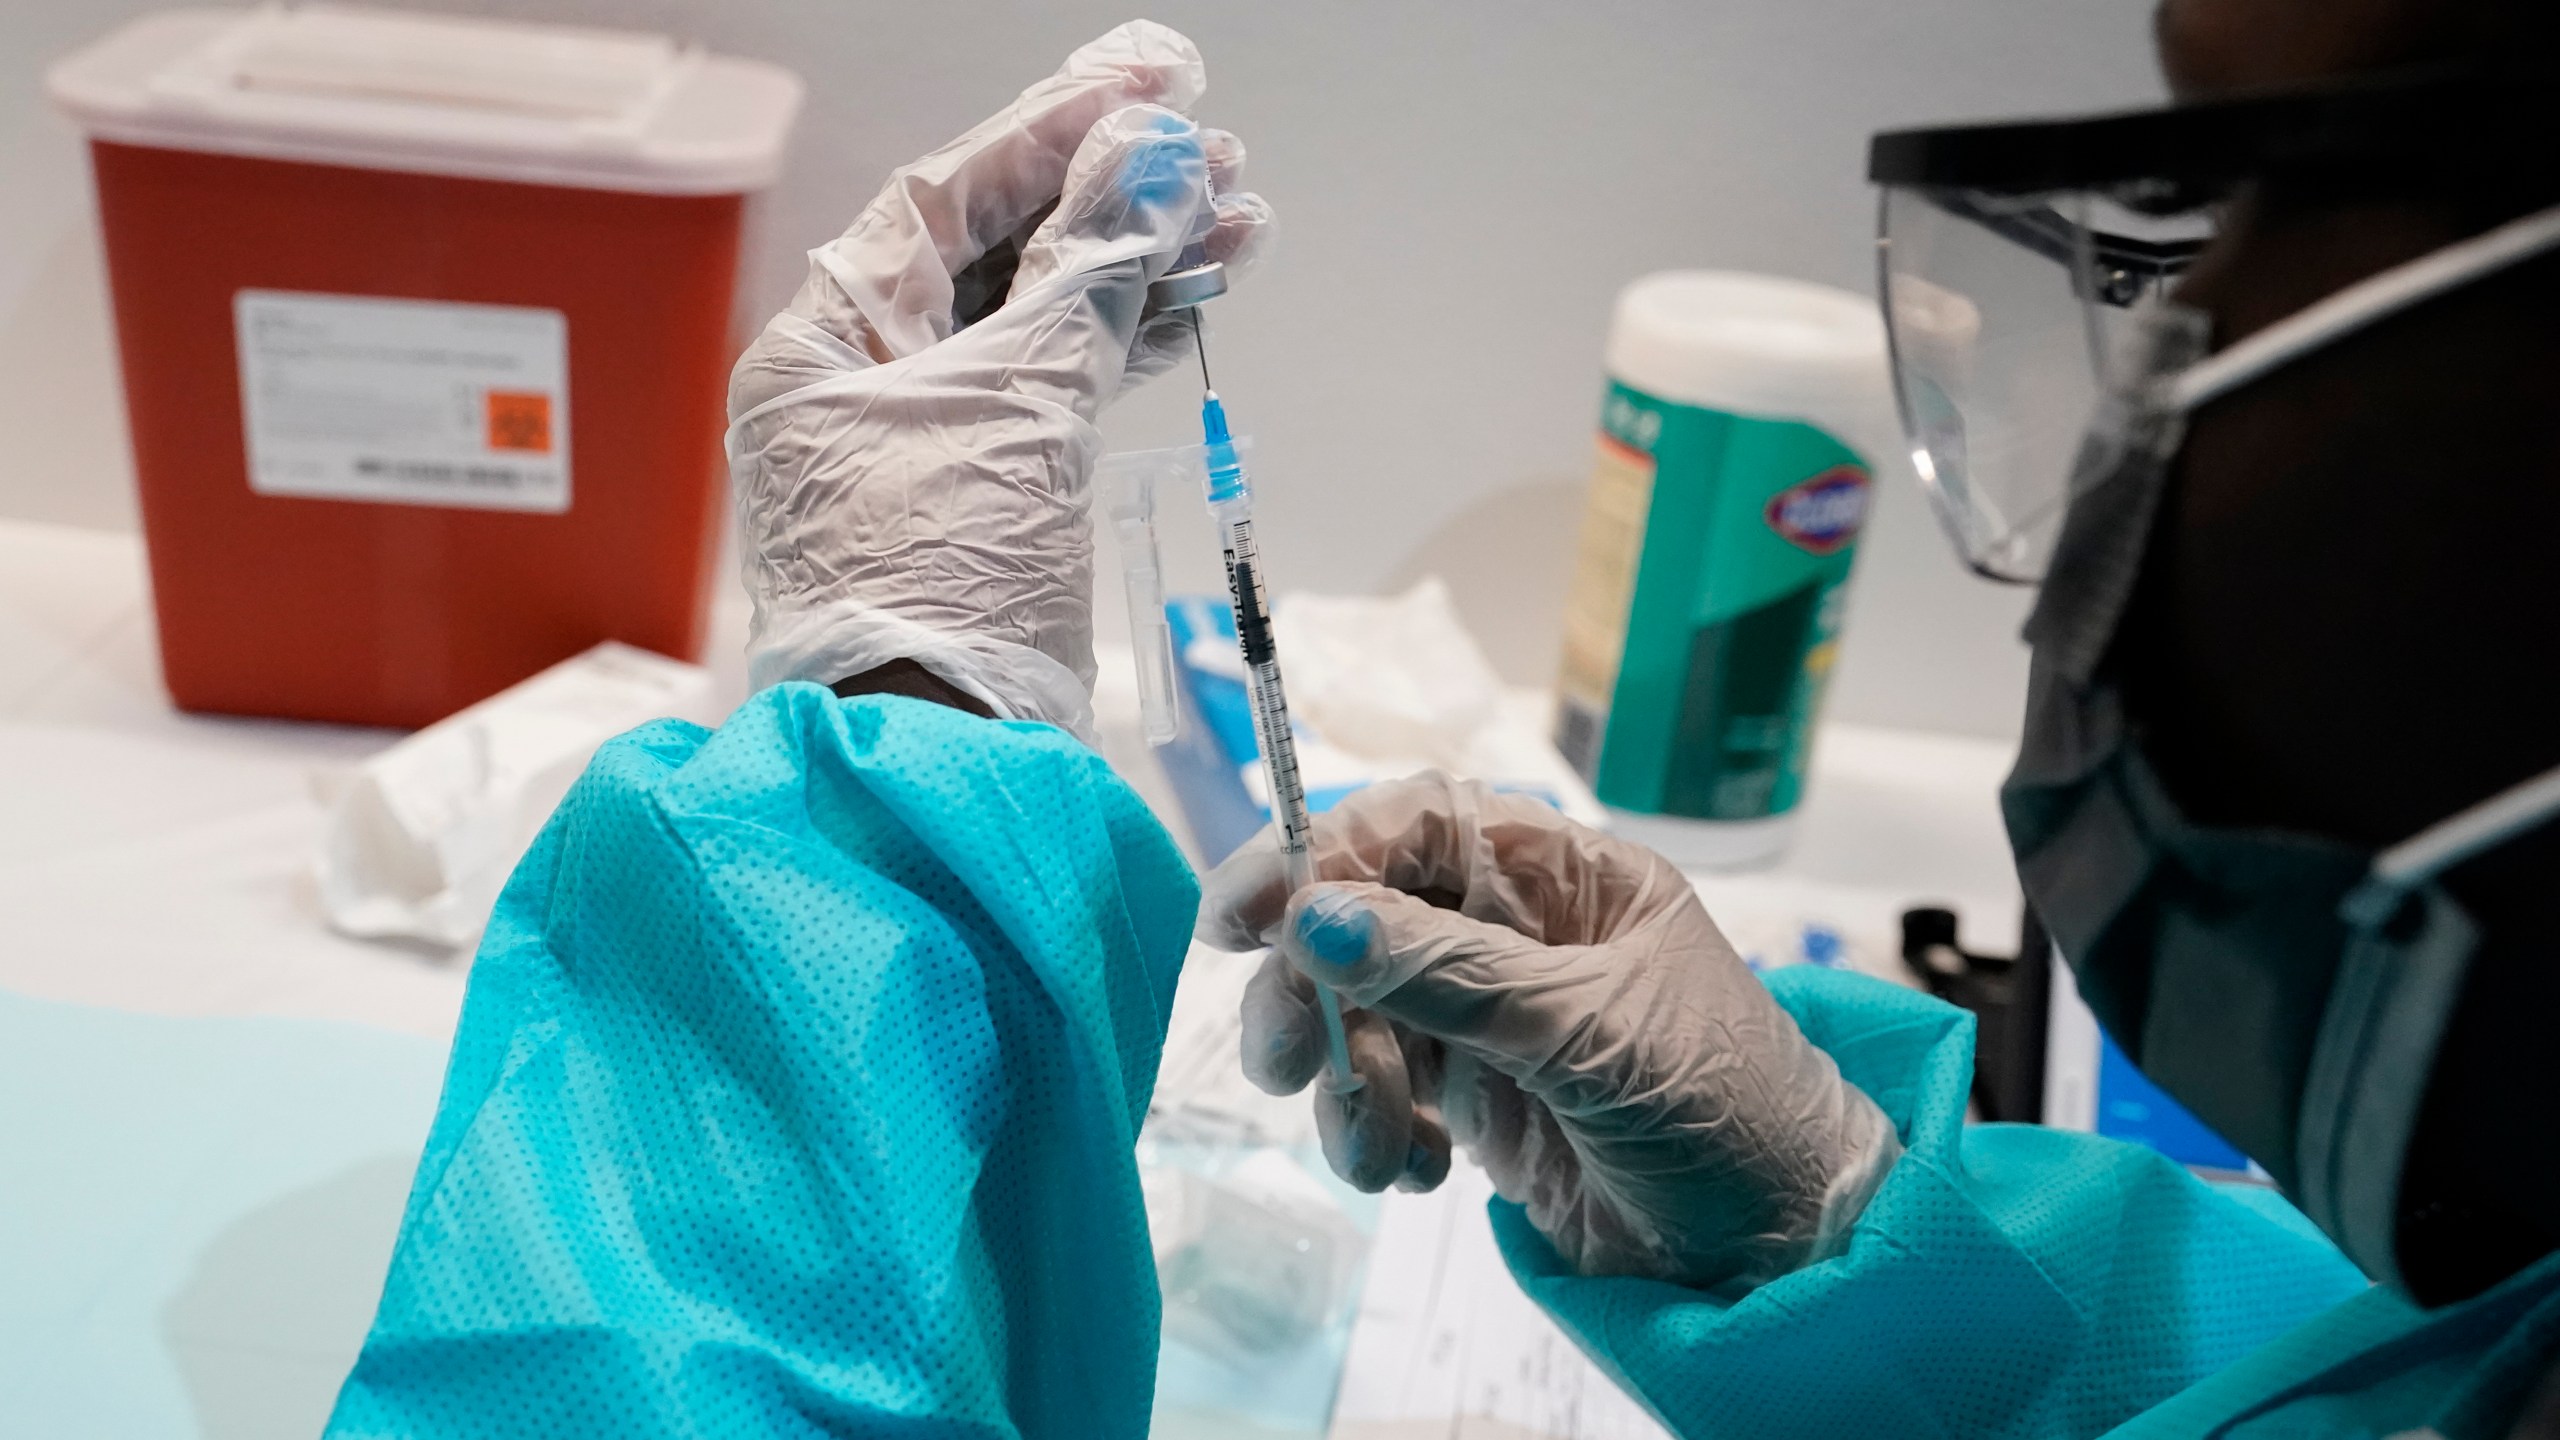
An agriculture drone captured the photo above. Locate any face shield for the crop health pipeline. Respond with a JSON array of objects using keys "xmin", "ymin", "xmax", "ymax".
[
  {"xmin": 1875, "ymin": 187, "xmax": 2205, "ymax": 581},
  {"xmin": 1867, "ymin": 67, "xmax": 2492, "ymax": 583}
]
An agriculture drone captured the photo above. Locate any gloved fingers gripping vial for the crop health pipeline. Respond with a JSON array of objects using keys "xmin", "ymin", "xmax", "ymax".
[{"xmin": 723, "ymin": 22, "xmax": 1278, "ymax": 741}]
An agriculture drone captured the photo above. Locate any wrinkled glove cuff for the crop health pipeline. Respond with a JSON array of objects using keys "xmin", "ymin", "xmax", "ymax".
[
  {"xmin": 1807, "ymin": 1109, "xmax": 1904, "ymax": 1267},
  {"xmin": 749, "ymin": 597, "xmax": 1099, "ymax": 747}
]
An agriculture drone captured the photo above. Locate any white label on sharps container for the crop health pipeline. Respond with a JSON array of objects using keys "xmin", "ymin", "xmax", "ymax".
[{"xmin": 234, "ymin": 290, "xmax": 571, "ymax": 513}]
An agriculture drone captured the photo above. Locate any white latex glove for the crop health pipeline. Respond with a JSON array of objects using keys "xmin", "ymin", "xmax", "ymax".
[
  {"xmin": 1196, "ymin": 772, "xmax": 1904, "ymax": 1293},
  {"xmin": 727, "ymin": 21, "xmax": 1273, "ymax": 741}
]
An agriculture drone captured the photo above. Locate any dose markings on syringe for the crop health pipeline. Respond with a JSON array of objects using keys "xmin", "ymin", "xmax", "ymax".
[{"xmin": 1203, "ymin": 385, "xmax": 1356, "ymax": 1084}]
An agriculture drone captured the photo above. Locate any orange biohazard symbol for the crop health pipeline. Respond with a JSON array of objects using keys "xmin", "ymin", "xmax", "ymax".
[{"xmin": 485, "ymin": 390, "xmax": 554, "ymax": 453}]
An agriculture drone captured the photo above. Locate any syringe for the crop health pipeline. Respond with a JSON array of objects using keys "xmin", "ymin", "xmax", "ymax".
[{"xmin": 1186, "ymin": 313, "xmax": 1360, "ymax": 1091}]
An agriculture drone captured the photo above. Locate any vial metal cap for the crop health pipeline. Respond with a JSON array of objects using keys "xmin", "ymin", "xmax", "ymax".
[{"xmin": 1145, "ymin": 261, "xmax": 1228, "ymax": 314}]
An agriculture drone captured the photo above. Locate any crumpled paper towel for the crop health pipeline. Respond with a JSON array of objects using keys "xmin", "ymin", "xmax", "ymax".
[
  {"xmin": 316, "ymin": 642, "xmax": 718, "ymax": 950},
  {"xmin": 1269, "ymin": 576, "xmax": 1506, "ymax": 773}
]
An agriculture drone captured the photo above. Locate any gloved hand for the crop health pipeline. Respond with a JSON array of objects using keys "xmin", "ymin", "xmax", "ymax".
[
  {"xmin": 727, "ymin": 21, "xmax": 1273, "ymax": 741},
  {"xmin": 1197, "ymin": 772, "xmax": 1905, "ymax": 1293}
]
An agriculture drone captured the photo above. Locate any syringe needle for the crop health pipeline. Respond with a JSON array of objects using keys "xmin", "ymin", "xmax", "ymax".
[{"xmin": 1189, "ymin": 306, "xmax": 1213, "ymax": 391}]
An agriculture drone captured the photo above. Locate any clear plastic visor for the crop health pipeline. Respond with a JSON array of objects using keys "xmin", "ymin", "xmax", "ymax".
[{"xmin": 1878, "ymin": 187, "xmax": 2213, "ymax": 582}]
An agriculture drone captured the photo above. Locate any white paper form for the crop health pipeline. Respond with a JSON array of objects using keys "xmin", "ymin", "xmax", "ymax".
[{"xmin": 1329, "ymin": 1162, "xmax": 1674, "ymax": 1440}]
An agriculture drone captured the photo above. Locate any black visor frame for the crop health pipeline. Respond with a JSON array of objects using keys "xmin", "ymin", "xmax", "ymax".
[
  {"xmin": 1869, "ymin": 64, "xmax": 2527, "ymax": 309},
  {"xmin": 1869, "ymin": 63, "xmax": 2508, "ymax": 206}
]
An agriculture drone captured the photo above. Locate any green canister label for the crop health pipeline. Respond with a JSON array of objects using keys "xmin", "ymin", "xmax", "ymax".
[{"xmin": 1555, "ymin": 380, "xmax": 1870, "ymax": 820}]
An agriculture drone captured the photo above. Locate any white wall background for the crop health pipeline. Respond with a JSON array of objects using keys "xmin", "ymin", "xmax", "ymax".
[{"xmin": 0, "ymin": 1, "xmax": 2165, "ymax": 739}]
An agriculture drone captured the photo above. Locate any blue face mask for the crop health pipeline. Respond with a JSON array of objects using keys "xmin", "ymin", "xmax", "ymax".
[{"xmin": 1997, "ymin": 210, "xmax": 2560, "ymax": 1287}]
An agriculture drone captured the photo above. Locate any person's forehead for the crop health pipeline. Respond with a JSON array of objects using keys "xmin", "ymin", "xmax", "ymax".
[{"xmin": 2154, "ymin": 0, "xmax": 2494, "ymax": 98}]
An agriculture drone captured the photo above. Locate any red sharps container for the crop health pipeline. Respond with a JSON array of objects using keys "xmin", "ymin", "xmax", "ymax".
[{"xmin": 48, "ymin": 7, "xmax": 801, "ymax": 726}]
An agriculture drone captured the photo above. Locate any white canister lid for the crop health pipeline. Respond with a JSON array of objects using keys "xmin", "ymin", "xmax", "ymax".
[
  {"xmin": 1605, "ymin": 271, "xmax": 1890, "ymax": 437},
  {"xmin": 48, "ymin": 6, "xmax": 803, "ymax": 196}
]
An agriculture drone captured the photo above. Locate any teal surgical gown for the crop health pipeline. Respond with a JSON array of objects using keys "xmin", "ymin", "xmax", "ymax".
[
  {"xmin": 327, "ymin": 683, "xmax": 2560, "ymax": 1438},
  {"xmin": 325, "ymin": 686, "xmax": 1197, "ymax": 1438},
  {"xmin": 1504, "ymin": 963, "xmax": 2560, "ymax": 1438}
]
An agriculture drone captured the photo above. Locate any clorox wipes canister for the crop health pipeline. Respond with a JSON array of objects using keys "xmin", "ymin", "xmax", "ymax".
[{"xmin": 1555, "ymin": 271, "xmax": 1893, "ymax": 867}]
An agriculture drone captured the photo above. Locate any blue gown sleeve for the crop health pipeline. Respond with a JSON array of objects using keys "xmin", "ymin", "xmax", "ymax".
[
  {"xmin": 1495, "ymin": 966, "xmax": 2374, "ymax": 1440},
  {"xmin": 323, "ymin": 686, "xmax": 1199, "ymax": 1440}
]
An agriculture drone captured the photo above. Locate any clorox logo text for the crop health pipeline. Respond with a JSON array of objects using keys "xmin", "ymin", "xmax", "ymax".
[{"xmin": 1764, "ymin": 466, "xmax": 1871, "ymax": 555}]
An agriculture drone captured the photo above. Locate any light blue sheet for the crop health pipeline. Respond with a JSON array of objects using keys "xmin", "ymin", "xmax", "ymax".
[{"xmin": 0, "ymin": 990, "xmax": 446, "ymax": 1439}]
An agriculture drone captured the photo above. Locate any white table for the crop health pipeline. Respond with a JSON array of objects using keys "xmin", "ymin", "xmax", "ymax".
[{"xmin": 0, "ymin": 517, "xmax": 2024, "ymax": 1437}]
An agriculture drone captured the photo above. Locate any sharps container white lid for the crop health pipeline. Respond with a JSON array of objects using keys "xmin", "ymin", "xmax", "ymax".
[
  {"xmin": 48, "ymin": 5, "xmax": 803, "ymax": 195},
  {"xmin": 1605, "ymin": 270, "xmax": 1889, "ymax": 434}
]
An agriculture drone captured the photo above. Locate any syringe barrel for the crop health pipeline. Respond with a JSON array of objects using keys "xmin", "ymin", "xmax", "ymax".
[
  {"xmin": 1195, "ymin": 392, "xmax": 1363, "ymax": 1090},
  {"xmin": 1279, "ymin": 828, "xmax": 1319, "ymax": 895}
]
